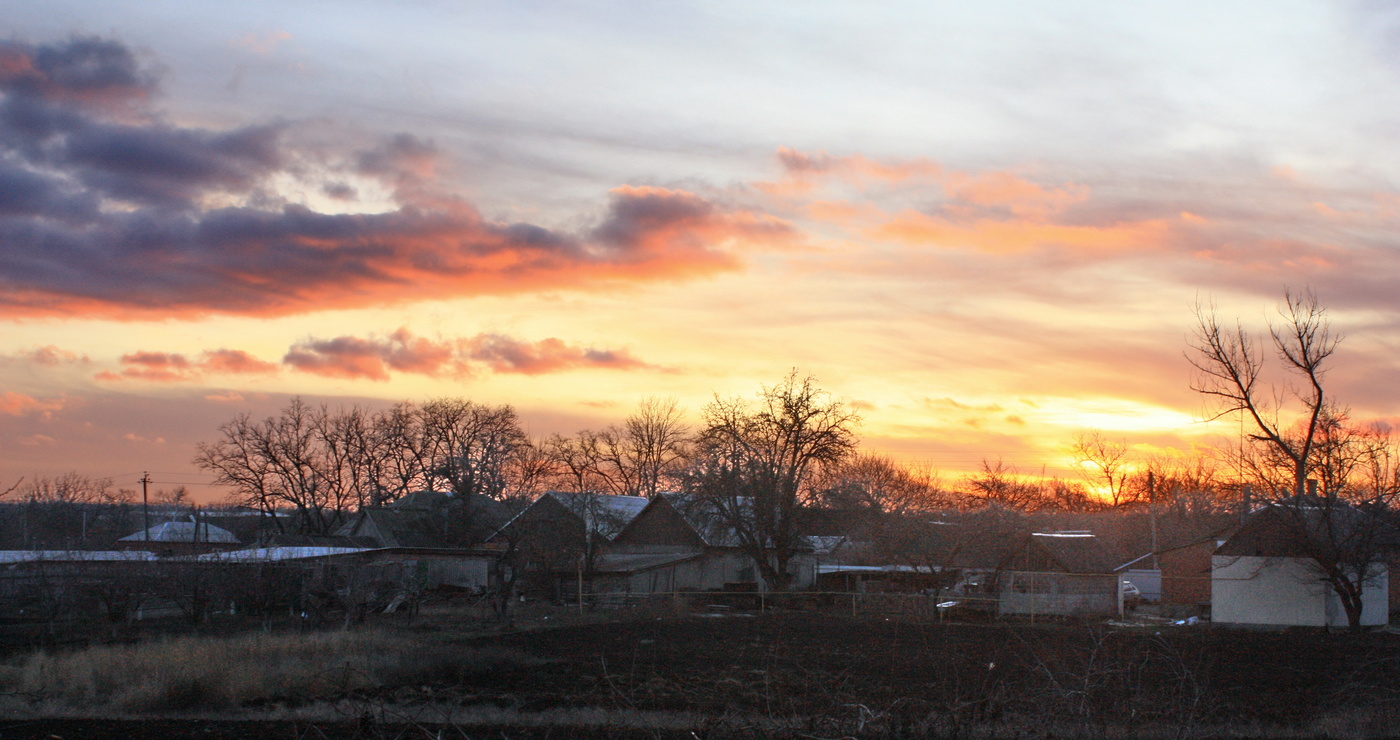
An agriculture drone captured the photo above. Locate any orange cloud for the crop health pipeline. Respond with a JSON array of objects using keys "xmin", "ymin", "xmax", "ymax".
[
  {"xmin": 24, "ymin": 345, "xmax": 87, "ymax": 366},
  {"xmin": 943, "ymin": 171, "xmax": 1089, "ymax": 218},
  {"xmin": 100, "ymin": 349, "xmax": 279, "ymax": 383},
  {"xmin": 230, "ymin": 30, "xmax": 292, "ymax": 55},
  {"xmin": 0, "ymin": 392, "xmax": 64, "ymax": 417},
  {"xmin": 200, "ymin": 349, "xmax": 280, "ymax": 375},
  {"xmin": 282, "ymin": 328, "xmax": 652, "ymax": 381},
  {"xmin": 756, "ymin": 147, "xmax": 945, "ymax": 197}
]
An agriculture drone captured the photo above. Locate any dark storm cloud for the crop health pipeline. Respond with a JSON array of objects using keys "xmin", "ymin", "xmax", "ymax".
[{"xmin": 0, "ymin": 37, "xmax": 770, "ymax": 320}]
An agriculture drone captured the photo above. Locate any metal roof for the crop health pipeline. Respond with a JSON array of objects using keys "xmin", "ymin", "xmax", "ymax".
[
  {"xmin": 196, "ymin": 546, "xmax": 368, "ymax": 562},
  {"xmin": 0, "ymin": 550, "xmax": 160, "ymax": 563},
  {"xmin": 119, "ymin": 520, "xmax": 240, "ymax": 543}
]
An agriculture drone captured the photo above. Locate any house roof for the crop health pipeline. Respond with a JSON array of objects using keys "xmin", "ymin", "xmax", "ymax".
[
  {"xmin": 1215, "ymin": 502, "xmax": 1399, "ymax": 558},
  {"xmin": 545, "ymin": 492, "xmax": 650, "ymax": 539},
  {"xmin": 337, "ymin": 491, "xmax": 512, "ymax": 547},
  {"xmin": 119, "ymin": 520, "xmax": 239, "ymax": 543},
  {"xmin": 0, "ymin": 550, "xmax": 160, "ymax": 563},
  {"xmin": 593, "ymin": 551, "xmax": 704, "ymax": 574},
  {"xmin": 196, "ymin": 546, "xmax": 368, "ymax": 562},
  {"xmin": 996, "ymin": 532, "xmax": 1117, "ymax": 574}
]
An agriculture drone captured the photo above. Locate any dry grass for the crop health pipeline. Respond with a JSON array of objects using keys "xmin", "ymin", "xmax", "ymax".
[{"xmin": 0, "ymin": 629, "xmax": 544, "ymax": 714}]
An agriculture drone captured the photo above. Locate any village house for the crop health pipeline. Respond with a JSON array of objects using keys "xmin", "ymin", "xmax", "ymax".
[
  {"xmin": 993, "ymin": 531, "xmax": 1123, "ymax": 618},
  {"xmin": 488, "ymin": 491, "xmax": 649, "ymax": 599},
  {"xmin": 597, "ymin": 493, "xmax": 832, "ymax": 595},
  {"xmin": 1211, "ymin": 504, "xmax": 1390, "ymax": 629}
]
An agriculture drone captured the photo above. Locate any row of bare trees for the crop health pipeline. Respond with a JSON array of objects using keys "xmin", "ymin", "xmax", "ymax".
[
  {"xmin": 192, "ymin": 378, "xmax": 1397, "ymax": 541},
  {"xmin": 192, "ymin": 396, "xmax": 698, "ymax": 535}
]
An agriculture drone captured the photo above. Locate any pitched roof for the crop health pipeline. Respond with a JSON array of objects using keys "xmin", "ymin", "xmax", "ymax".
[
  {"xmin": 620, "ymin": 494, "xmax": 841, "ymax": 550},
  {"xmin": 493, "ymin": 492, "xmax": 650, "ymax": 542},
  {"xmin": 119, "ymin": 520, "xmax": 239, "ymax": 543},
  {"xmin": 0, "ymin": 550, "xmax": 160, "ymax": 563},
  {"xmin": 593, "ymin": 551, "xmax": 704, "ymax": 574},
  {"xmin": 658, "ymin": 493, "xmax": 744, "ymax": 547},
  {"xmin": 1215, "ymin": 502, "xmax": 1399, "ymax": 558},
  {"xmin": 337, "ymin": 491, "xmax": 513, "ymax": 547},
  {"xmin": 544, "ymin": 492, "xmax": 650, "ymax": 540},
  {"xmin": 196, "ymin": 546, "xmax": 368, "ymax": 562},
  {"xmin": 998, "ymin": 532, "xmax": 1117, "ymax": 574}
]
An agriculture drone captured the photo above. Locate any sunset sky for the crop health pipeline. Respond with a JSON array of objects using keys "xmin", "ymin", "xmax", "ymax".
[{"xmin": 4, "ymin": 2, "xmax": 1400, "ymax": 501}]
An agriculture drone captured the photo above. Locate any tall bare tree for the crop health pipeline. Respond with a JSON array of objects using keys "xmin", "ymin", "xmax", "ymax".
[
  {"xmin": 686, "ymin": 371, "xmax": 860, "ymax": 590},
  {"xmin": 539, "ymin": 397, "xmax": 690, "ymax": 498},
  {"xmin": 622, "ymin": 397, "xmax": 691, "ymax": 497},
  {"xmin": 1189, "ymin": 288, "xmax": 1338, "ymax": 499},
  {"xmin": 1189, "ymin": 289, "xmax": 1392, "ymax": 629}
]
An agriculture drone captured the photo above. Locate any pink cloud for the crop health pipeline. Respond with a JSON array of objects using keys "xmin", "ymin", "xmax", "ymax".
[
  {"xmin": 200, "ymin": 349, "xmax": 280, "ymax": 375},
  {"xmin": 0, "ymin": 392, "xmax": 64, "ymax": 417},
  {"xmin": 282, "ymin": 328, "xmax": 654, "ymax": 381},
  {"xmin": 99, "ymin": 349, "xmax": 280, "ymax": 383},
  {"xmin": 464, "ymin": 334, "xmax": 651, "ymax": 375},
  {"xmin": 24, "ymin": 345, "xmax": 88, "ymax": 366}
]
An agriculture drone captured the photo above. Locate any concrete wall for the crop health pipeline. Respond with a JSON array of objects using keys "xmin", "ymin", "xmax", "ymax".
[{"xmin": 1211, "ymin": 555, "xmax": 1389, "ymax": 628}]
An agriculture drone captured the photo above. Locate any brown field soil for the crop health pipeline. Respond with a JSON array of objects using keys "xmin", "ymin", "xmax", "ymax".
[{"xmin": 6, "ymin": 610, "xmax": 1400, "ymax": 738}]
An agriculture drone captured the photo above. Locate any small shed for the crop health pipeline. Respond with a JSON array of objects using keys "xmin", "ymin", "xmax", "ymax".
[{"xmin": 994, "ymin": 532, "xmax": 1122, "ymax": 617}]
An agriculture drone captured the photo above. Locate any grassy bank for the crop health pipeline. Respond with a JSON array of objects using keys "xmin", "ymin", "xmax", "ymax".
[{"xmin": 0, "ymin": 628, "xmax": 544, "ymax": 714}]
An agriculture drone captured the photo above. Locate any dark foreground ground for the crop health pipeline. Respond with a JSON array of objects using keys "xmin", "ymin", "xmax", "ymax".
[{"xmin": 6, "ymin": 611, "xmax": 1400, "ymax": 738}]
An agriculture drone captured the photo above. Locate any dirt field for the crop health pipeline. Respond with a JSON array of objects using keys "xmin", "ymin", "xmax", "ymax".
[{"xmin": 5, "ymin": 610, "xmax": 1400, "ymax": 738}]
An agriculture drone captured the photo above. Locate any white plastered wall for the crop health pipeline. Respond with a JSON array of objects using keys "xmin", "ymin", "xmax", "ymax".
[{"xmin": 1211, "ymin": 555, "xmax": 1389, "ymax": 628}]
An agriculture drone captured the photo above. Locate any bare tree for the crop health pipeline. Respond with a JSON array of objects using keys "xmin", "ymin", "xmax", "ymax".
[
  {"xmin": 621, "ymin": 397, "xmax": 691, "ymax": 497},
  {"xmin": 686, "ymin": 371, "xmax": 860, "ymax": 590},
  {"xmin": 1189, "ymin": 289, "xmax": 1338, "ymax": 499},
  {"xmin": 540, "ymin": 398, "xmax": 691, "ymax": 498},
  {"xmin": 1070, "ymin": 430, "xmax": 1135, "ymax": 508},
  {"xmin": 814, "ymin": 453, "xmax": 952, "ymax": 514},
  {"xmin": 1134, "ymin": 454, "xmax": 1230, "ymax": 515},
  {"xmin": 1189, "ymin": 289, "xmax": 1391, "ymax": 629},
  {"xmin": 961, "ymin": 458, "xmax": 1043, "ymax": 511},
  {"xmin": 19, "ymin": 473, "xmax": 124, "ymax": 504},
  {"xmin": 194, "ymin": 398, "xmax": 355, "ymax": 535}
]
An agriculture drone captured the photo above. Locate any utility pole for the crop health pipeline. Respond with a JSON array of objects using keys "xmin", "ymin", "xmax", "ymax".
[
  {"xmin": 140, "ymin": 472, "xmax": 152, "ymax": 540},
  {"xmin": 1147, "ymin": 470, "xmax": 1159, "ymax": 569}
]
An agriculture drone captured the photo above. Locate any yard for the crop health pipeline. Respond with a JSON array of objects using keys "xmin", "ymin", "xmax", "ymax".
[{"xmin": 2, "ymin": 603, "xmax": 1400, "ymax": 738}]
